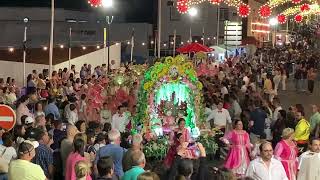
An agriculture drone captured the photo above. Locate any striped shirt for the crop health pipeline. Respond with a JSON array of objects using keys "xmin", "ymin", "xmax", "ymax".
[{"xmin": 33, "ymin": 143, "xmax": 53, "ymax": 178}]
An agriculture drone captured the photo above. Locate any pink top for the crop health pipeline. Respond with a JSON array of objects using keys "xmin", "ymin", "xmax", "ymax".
[
  {"xmin": 224, "ymin": 130, "xmax": 251, "ymax": 173},
  {"xmin": 274, "ymin": 140, "xmax": 298, "ymax": 180},
  {"xmin": 65, "ymin": 152, "xmax": 92, "ymax": 180},
  {"xmin": 16, "ymin": 104, "xmax": 33, "ymax": 125}
]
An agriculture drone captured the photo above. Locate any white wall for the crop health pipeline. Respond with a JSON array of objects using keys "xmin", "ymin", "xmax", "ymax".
[
  {"xmin": 0, "ymin": 61, "xmax": 49, "ymax": 86},
  {"xmin": 54, "ymin": 43, "xmax": 121, "ymax": 73},
  {"xmin": 0, "ymin": 44, "xmax": 121, "ymax": 86}
]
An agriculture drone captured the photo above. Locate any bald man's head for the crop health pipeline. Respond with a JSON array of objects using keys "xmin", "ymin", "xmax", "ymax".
[{"xmin": 67, "ymin": 125, "xmax": 78, "ymax": 138}]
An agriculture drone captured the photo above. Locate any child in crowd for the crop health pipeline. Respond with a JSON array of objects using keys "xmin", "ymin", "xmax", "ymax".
[
  {"xmin": 78, "ymin": 94, "xmax": 88, "ymax": 121},
  {"xmin": 100, "ymin": 102, "xmax": 112, "ymax": 125},
  {"xmin": 68, "ymin": 103, "xmax": 79, "ymax": 125},
  {"xmin": 75, "ymin": 160, "xmax": 91, "ymax": 180}
]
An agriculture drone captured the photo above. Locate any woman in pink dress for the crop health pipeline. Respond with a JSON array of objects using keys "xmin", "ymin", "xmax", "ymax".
[
  {"xmin": 164, "ymin": 118, "xmax": 191, "ymax": 168},
  {"xmin": 222, "ymin": 120, "xmax": 251, "ymax": 177},
  {"xmin": 274, "ymin": 128, "xmax": 298, "ymax": 180},
  {"xmin": 86, "ymin": 98, "xmax": 100, "ymax": 122},
  {"xmin": 65, "ymin": 138, "xmax": 92, "ymax": 180}
]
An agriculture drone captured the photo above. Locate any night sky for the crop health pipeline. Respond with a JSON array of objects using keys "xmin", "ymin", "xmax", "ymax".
[{"xmin": 0, "ymin": 0, "xmax": 156, "ymax": 23}]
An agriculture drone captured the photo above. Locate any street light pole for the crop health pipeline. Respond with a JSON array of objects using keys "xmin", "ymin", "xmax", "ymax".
[
  {"xmin": 216, "ymin": 6, "xmax": 220, "ymax": 46},
  {"xmin": 49, "ymin": 0, "xmax": 55, "ymax": 78},
  {"xmin": 23, "ymin": 18, "xmax": 28, "ymax": 87},
  {"xmin": 157, "ymin": 0, "xmax": 161, "ymax": 58},
  {"xmin": 106, "ymin": 16, "xmax": 113, "ymax": 72},
  {"xmin": 68, "ymin": 27, "xmax": 72, "ymax": 69}
]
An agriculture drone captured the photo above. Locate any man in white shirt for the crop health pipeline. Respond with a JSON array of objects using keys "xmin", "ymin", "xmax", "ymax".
[
  {"xmin": 246, "ymin": 141, "xmax": 288, "ymax": 180},
  {"xmin": 206, "ymin": 101, "xmax": 231, "ymax": 130},
  {"xmin": 112, "ymin": 105, "xmax": 130, "ymax": 133},
  {"xmin": 272, "ymin": 98, "xmax": 282, "ymax": 122},
  {"xmin": 298, "ymin": 138, "xmax": 320, "ymax": 170}
]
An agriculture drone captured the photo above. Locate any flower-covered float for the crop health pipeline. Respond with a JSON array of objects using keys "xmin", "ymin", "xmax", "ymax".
[{"xmin": 133, "ymin": 55, "xmax": 219, "ymax": 159}]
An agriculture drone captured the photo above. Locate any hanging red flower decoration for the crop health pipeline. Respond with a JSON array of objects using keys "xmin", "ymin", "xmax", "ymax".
[
  {"xmin": 277, "ymin": 14, "xmax": 287, "ymax": 24},
  {"xmin": 238, "ymin": 4, "xmax": 250, "ymax": 18},
  {"xmin": 209, "ymin": 0, "xmax": 223, "ymax": 5},
  {"xmin": 292, "ymin": 0, "xmax": 301, "ymax": 4},
  {"xmin": 259, "ymin": 5, "xmax": 272, "ymax": 18},
  {"xmin": 177, "ymin": 0, "xmax": 189, "ymax": 14},
  {"xmin": 88, "ymin": 0, "xmax": 102, "ymax": 7},
  {"xmin": 300, "ymin": 4, "xmax": 310, "ymax": 12},
  {"xmin": 294, "ymin": 14, "xmax": 303, "ymax": 23}
]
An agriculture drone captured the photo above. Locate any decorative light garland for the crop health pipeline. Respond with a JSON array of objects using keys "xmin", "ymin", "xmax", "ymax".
[
  {"xmin": 294, "ymin": 14, "xmax": 303, "ymax": 22},
  {"xmin": 88, "ymin": 0, "xmax": 102, "ymax": 7},
  {"xmin": 237, "ymin": 3, "xmax": 251, "ymax": 18},
  {"xmin": 300, "ymin": 3, "xmax": 311, "ymax": 12},
  {"xmin": 208, "ymin": 0, "xmax": 223, "ymax": 5},
  {"xmin": 259, "ymin": 5, "xmax": 272, "ymax": 18},
  {"xmin": 277, "ymin": 14, "xmax": 287, "ymax": 24},
  {"xmin": 177, "ymin": 0, "xmax": 189, "ymax": 14},
  {"xmin": 292, "ymin": 0, "xmax": 302, "ymax": 4}
]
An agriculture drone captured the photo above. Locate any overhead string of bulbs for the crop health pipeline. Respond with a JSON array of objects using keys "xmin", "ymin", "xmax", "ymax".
[
  {"xmin": 1, "ymin": 36, "xmax": 218, "ymax": 53},
  {"xmin": 176, "ymin": 0, "xmax": 319, "ymax": 22}
]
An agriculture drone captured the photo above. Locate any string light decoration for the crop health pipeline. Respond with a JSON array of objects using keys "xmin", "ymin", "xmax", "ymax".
[
  {"xmin": 277, "ymin": 14, "xmax": 287, "ymax": 24},
  {"xmin": 294, "ymin": 14, "xmax": 303, "ymax": 22},
  {"xmin": 224, "ymin": 0, "xmax": 242, "ymax": 7},
  {"xmin": 300, "ymin": 4, "xmax": 311, "ymax": 12},
  {"xmin": 259, "ymin": 5, "xmax": 272, "ymax": 18},
  {"xmin": 237, "ymin": 3, "xmax": 251, "ymax": 18},
  {"xmin": 208, "ymin": 0, "xmax": 223, "ymax": 5},
  {"xmin": 177, "ymin": 0, "xmax": 189, "ymax": 14},
  {"xmin": 292, "ymin": 0, "xmax": 302, "ymax": 4},
  {"xmin": 88, "ymin": 0, "xmax": 102, "ymax": 7},
  {"xmin": 281, "ymin": 3, "xmax": 319, "ymax": 16}
]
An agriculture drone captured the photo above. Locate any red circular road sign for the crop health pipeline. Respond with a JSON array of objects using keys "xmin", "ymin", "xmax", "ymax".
[{"xmin": 0, "ymin": 105, "xmax": 16, "ymax": 130}]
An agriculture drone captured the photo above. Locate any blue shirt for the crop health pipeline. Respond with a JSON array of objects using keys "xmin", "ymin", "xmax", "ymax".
[
  {"xmin": 44, "ymin": 102, "xmax": 60, "ymax": 120},
  {"xmin": 95, "ymin": 144, "xmax": 127, "ymax": 177},
  {"xmin": 122, "ymin": 166, "xmax": 145, "ymax": 180},
  {"xmin": 250, "ymin": 108, "xmax": 267, "ymax": 136},
  {"xmin": 32, "ymin": 143, "xmax": 53, "ymax": 178}
]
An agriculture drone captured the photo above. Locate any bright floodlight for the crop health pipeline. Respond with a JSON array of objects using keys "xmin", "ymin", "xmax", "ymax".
[
  {"xmin": 23, "ymin": 17, "xmax": 29, "ymax": 23},
  {"xmin": 102, "ymin": 0, "xmax": 113, "ymax": 8},
  {"xmin": 188, "ymin": 7, "xmax": 198, "ymax": 17},
  {"xmin": 269, "ymin": 17, "xmax": 278, "ymax": 26}
]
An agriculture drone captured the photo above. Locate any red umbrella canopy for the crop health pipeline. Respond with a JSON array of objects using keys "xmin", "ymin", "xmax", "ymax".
[{"xmin": 176, "ymin": 42, "xmax": 213, "ymax": 53}]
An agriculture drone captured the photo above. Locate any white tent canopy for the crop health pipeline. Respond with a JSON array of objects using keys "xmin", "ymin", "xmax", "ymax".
[{"xmin": 209, "ymin": 46, "xmax": 232, "ymax": 61}]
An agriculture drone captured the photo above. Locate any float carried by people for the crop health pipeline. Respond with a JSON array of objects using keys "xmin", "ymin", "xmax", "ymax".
[{"xmin": 132, "ymin": 55, "xmax": 220, "ymax": 159}]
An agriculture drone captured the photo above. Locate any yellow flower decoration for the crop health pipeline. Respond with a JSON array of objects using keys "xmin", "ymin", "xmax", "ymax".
[
  {"xmin": 177, "ymin": 65, "xmax": 185, "ymax": 76},
  {"xmin": 174, "ymin": 55, "xmax": 185, "ymax": 64},
  {"xmin": 196, "ymin": 82, "xmax": 203, "ymax": 90},
  {"xmin": 144, "ymin": 81, "xmax": 154, "ymax": 91},
  {"xmin": 183, "ymin": 62, "xmax": 193, "ymax": 71},
  {"xmin": 165, "ymin": 57, "xmax": 174, "ymax": 64}
]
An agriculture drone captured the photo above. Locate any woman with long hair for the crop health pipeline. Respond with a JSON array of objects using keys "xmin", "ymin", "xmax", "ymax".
[
  {"xmin": 16, "ymin": 95, "xmax": 33, "ymax": 125},
  {"xmin": 274, "ymin": 128, "xmax": 298, "ymax": 180},
  {"xmin": 65, "ymin": 138, "xmax": 92, "ymax": 180},
  {"xmin": 13, "ymin": 125, "xmax": 26, "ymax": 147},
  {"xmin": 222, "ymin": 120, "xmax": 251, "ymax": 177}
]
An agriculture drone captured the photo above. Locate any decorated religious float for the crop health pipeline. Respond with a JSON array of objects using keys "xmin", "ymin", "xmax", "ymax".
[{"xmin": 133, "ymin": 55, "xmax": 220, "ymax": 159}]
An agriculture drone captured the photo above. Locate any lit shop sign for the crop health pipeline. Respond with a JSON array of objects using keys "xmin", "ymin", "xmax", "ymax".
[{"xmin": 251, "ymin": 22, "xmax": 270, "ymax": 34}]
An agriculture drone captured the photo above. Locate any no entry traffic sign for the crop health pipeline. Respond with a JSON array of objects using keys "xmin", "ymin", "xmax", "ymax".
[{"xmin": 0, "ymin": 105, "xmax": 16, "ymax": 130}]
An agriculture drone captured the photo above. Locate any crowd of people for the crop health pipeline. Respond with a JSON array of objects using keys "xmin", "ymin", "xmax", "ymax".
[{"xmin": 0, "ymin": 44, "xmax": 319, "ymax": 180}]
